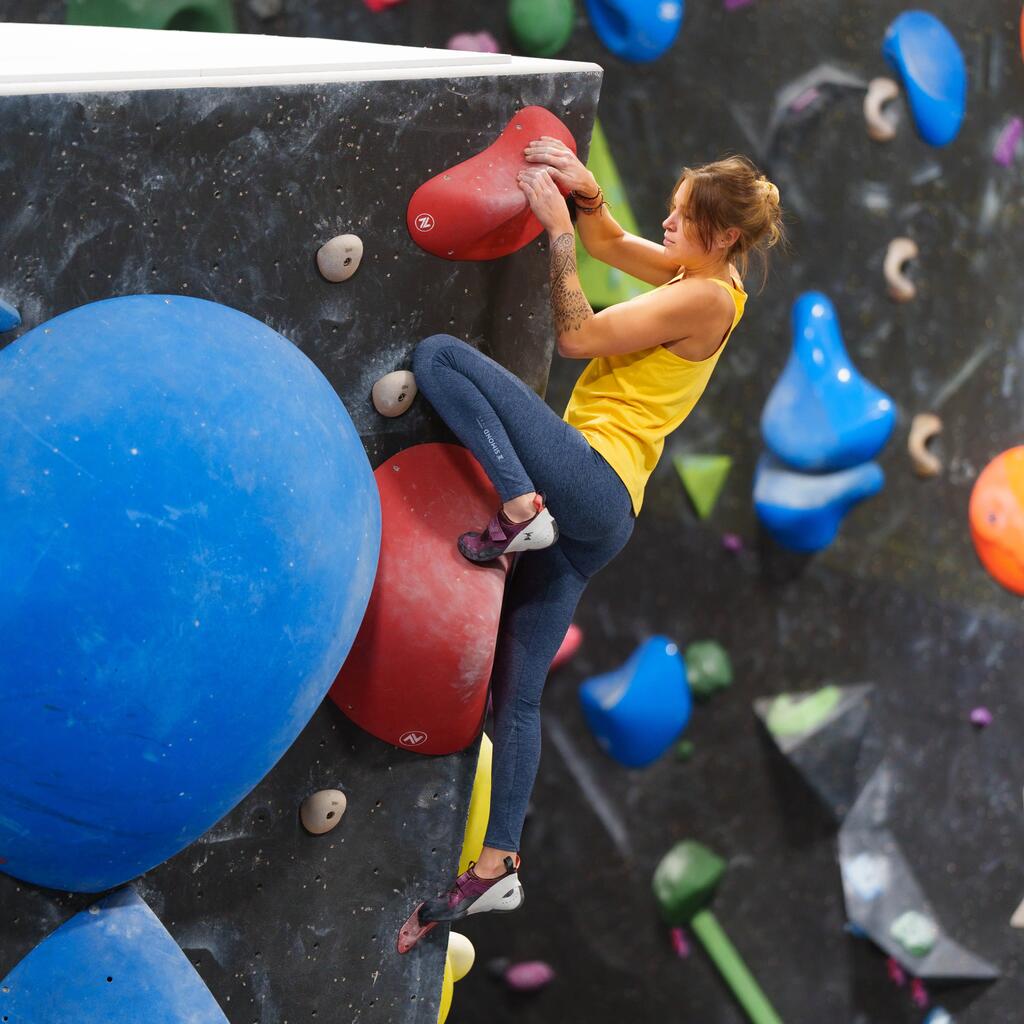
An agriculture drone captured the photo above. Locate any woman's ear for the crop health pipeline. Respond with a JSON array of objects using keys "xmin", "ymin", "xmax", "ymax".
[{"xmin": 719, "ymin": 227, "xmax": 741, "ymax": 249}]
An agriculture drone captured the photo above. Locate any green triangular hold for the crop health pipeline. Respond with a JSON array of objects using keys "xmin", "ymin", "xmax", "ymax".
[
  {"xmin": 672, "ymin": 454, "xmax": 732, "ymax": 520},
  {"xmin": 577, "ymin": 119, "xmax": 653, "ymax": 310}
]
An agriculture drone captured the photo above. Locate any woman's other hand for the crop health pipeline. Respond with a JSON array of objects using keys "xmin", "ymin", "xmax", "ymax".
[
  {"xmin": 524, "ymin": 136, "xmax": 598, "ymax": 196},
  {"xmin": 517, "ymin": 168, "xmax": 574, "ymax": 237}
]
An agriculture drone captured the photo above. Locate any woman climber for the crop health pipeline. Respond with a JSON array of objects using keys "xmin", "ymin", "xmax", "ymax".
[{"xmin": 400, "ymin": 141, "xmax": 784, "ymax": 950}]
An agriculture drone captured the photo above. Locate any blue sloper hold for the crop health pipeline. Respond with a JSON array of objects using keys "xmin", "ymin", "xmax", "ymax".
[
  {"xmin": 0, "ymin": 888, "xmax": 229, "ymax": 1023},
  {"xmin": 0, "ymin": 297, "xmax": 21, "ymax": 332},
  {"xmin": 754, "ymin": 454, "xmax": 884, "ymax": 552},
  {"xmin": 762, "ymin": 292, "xmax": 895, "ymax": 472},
  {"xmin": 584, "ymin": 0, "xmax": 684, "ymax": 64},
  {"xmin": 579, "ymin": 636, "xmax": 691, "ymax": 767},
  {"xmin": 839, "ymin": 762, "xmax": 999, "ymax": 981},
  {"xmin": 883, "ymin": 11, "xmax": 966, "ymax": 147}
]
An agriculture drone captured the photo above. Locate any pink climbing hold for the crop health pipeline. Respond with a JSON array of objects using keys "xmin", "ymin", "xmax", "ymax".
[
  {"xmin": 969, "ymin": 706, "xmax": 993, "ymax": 727},
  {"xmin": 447, "ymin": 31, "xmax": 500, "ymax": 52},
  {"xmin": 886, "ymin": 956, "xmax": 906, "ymax": 987},
  {"xmin": 721, "ymin": 532, "xmax": 744, "ymax": 552},
  {"xmin": 910, "ymin": 977, "xmax": 929, "ymax": 1008},
  {"xmin": 504, "ymin": 960, "xmax": 556, "ymax": 992},
  {"xmin": 993, "ymin": 117, "xmax": 1023, "ymax": 166},
  {"xmin": 670, "ymin": 926, "xmax": 691, "ymax": 958},
  {"xmin": 363, "ymin": 0, "xmax": 403, "ymax": 10},
  {"xmin": 550, "ymin": 623, "xmax": 582, "ymax": 671}
]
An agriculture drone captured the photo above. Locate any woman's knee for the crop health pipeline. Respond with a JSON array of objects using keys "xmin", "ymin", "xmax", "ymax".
[{"xmin": 411, "ymin": 333, "xmax": 466, "ymax": 377}]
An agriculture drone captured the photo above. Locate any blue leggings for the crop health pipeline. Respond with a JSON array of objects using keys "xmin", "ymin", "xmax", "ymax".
[{"xmin": 411, "ymin": 334, "xmax": 635, "ymax": 853}]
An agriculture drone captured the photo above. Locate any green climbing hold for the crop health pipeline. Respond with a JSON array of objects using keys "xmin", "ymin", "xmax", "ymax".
[
  {"xmin": 685, "ymin": 641, "xmax": 733, "ymax": 701},
  {"xmin": 67, "ymin": 0, "xmax": 236, "ymax": 31},
  {"xmin": 508, "ymin": 0, "xmax": 575, "ymax": 58},
  {"xmin": 577, "ymin": 119, "xmax": 653, "ymax": 310},
  {"xmin": 674, "ymin": 739, "xmax": 695, "ymax": 761},
  {"xmin": 673, "ymin": 454, "xmax": 732, "ymax": 520},
  {"xmin": 652, "ymin": 840, "xmax": 725, "ymax": 926},
  {"xmin": 765, "ymin": 686, "xmax": 842, "ymax": 739},
  {"xmin": 890, "ymin": 910, "xmax": 938, "ymax": 958}
]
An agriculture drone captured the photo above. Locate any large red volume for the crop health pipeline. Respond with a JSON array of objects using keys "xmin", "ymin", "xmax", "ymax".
[
  {"xmin": 330, "ymin": 443, "xmax": 512, "ymax": 755},
  {"xmin": 406, "ymin": 106, "xmax": 577, "ymax": 261}
]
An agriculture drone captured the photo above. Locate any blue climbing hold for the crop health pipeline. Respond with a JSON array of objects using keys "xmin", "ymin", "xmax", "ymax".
[
  {"xmin": 0, "ymin": 294, "xmax": 381, "ymax": 892},
  {"xmin": 0, "ymin": 888, "xmax": 228, "ymax": 1023},
  {"xmin": 883, "ymin": 11, "xmax": 966, "ymax": 147},
  {"xmin": 761, "ymin": 292, "xmax": 895, "ymax": 473},
  {"xmin": 584, "ymin": 0, "xmax": 684, "ymax": 64},
  {"xmin": 754, "ymin": 454, "xmax": 884, "ymax": 552},
  {"xmin": 579, "ymin": 636, "xmax": 691, "ymax": 767},
  {"xmin": 0, "ymin": 296, "xmax": 21, "ymax": 332}
]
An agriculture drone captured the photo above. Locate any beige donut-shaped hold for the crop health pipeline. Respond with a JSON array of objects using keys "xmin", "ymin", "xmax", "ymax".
[
  {"xmin": 448, "ymin": 932, "xmax": 476, "ymax": 981},
  {"xmin": 300, "ymin": 789, "xmax": 348, "ymax": 835},
  {"xmin": 908, "ymin": 413, "xmax": 943, "ymax": 478},
  {"xmin": 884, "ymin": 237, "xmax": 919, "ymax": 302},
  {"xmin": 865, "ymin": 77, "xmax": 900, "ymax": 142},
  {"xmin": 372, "ymin": 370, "xmax": 417, "ymax": 417},
  {"xmin": 317, "ymin": 234, "xmax": 363, "ymax": 282}
]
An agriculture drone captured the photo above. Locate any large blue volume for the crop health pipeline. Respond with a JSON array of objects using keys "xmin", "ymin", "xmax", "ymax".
[
  {"xmin": 584, "ymin": 0, "xmax": 684, "ymax": 64},
  {"xmin": 0, "ymin": 888, "xmax": 228, "ymax": 1022},
  {"xmin": 761, "ymin": 292, "xmax": 895, "ymax": 472},
  {"xmin": 579, "ymin": 636, "xmax": 691, "ymax": 767},
  {"xmin": 0, "ymin": 295, "xmax": 381, "ymax": 892},
  {"xmin": 754, "ymin": 454, "xmax": 884, "ymax": 553},
  {"xmin": 883, "ymin": 11, "xmax": 966, "ymax": 147}
]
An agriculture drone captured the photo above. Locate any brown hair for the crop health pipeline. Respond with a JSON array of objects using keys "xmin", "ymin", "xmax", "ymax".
[{"xmin": 670, "ymin": 154, "xmax": 785, "ymax": 290}]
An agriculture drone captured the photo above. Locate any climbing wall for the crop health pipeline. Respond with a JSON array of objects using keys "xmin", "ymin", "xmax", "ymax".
[
  {"xmin": 1, "ymin": 2, "xmax": 1022, "ymax": 1023},
  {"xmin": 0, "ymin": 20, "xmax": 601, "ymax": 1024}
]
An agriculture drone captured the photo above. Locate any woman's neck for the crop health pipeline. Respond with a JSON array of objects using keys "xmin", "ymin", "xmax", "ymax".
[{"xmin": 679, "ymin": 253, "xmax": 733, "ymax": 282}]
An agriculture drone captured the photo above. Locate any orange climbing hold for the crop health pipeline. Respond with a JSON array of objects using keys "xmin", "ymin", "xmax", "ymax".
[
  {"xmin": 406, "ymin": 106, "xmax": 576, "ymax": 261},
  {"xmin": 969, "ymin": 446, "xmax": 1024, "ymax": 596},
  {"xmin": 330, "ymin": 443, "xmax": 512, "ymax": 754}
]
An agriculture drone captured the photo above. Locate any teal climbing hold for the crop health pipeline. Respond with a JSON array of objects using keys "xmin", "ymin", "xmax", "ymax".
[
  {"xmin": 761, "ymin": 292, "xmax": 895, "ymax": 472},
  {"xmin": 509, "ymin": 0, "xmax": 575, "ymax": 58},
  {"xmin": 579, "ymin": 636, "xmax": 691, "ymax": 767},
  {"xmin": 754, "ymin": 454, "xmax": 884, "ymax": 552},
  {"xmin": 883, "ymin": 11, "xmax": 966, "ymax": 147},
  {"xmin": 67, "ymin": 0, "xmax": 236, "ymax": 31},
  {"xmin": 0, "ymin": 297, "xmax": 21, "ymax": 332}
]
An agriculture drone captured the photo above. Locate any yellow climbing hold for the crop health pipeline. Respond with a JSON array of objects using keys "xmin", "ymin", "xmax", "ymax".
[{"xmin": 458, "ymin": 732, "xmax": 493, "ymax": 875}]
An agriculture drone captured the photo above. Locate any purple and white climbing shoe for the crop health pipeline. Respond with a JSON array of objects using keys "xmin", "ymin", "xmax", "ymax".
[
  {"xmin": 458, "ymin": 494, "xmax": 558, "ymax": 563},
  {"xmin": 397, "ymin": 856, "xmax": 524, "ymax": 953}
]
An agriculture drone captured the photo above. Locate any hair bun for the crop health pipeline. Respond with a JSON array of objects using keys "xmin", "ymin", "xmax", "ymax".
[{"xmin": 758, "ymin": 177, "xmax": 780, "ymax": 206}]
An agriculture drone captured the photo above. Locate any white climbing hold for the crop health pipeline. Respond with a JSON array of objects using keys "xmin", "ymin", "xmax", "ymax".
[
  {"xmin": 448, "ymin": 931, "xmax": 476, "ymax": 981},
  {"xmin": 372, "ymin": 370, "xmax": 417, "ymax": 417},
  {"xmin": 908, "ymin": 412, "xmax": 942, "ymax": 478},
  {"xmin": 884, "ymin": 237, "xmax": 919, "ymax": 302},
  {"xmin": 864, "ymin": 77, "xmax": 900, "ymax": 142},
  {"xmin": 300, "ymin": 789, "xmax": 347, "ymax": 834},
  {"xmin": 1011, "ymin": 895, "xmax": 1024, "ymax": 929},
  {"xmin": 316, "ymin": 234, "xmax": 364, "ymax": 282}
]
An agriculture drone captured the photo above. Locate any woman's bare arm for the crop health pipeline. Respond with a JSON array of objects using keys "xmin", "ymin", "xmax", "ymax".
[{"xmin": 576, "ymin": 206, "xmax": 681, "ymax": 286}]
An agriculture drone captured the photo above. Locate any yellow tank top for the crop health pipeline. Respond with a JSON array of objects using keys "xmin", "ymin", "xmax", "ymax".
[{"xmin": 562, "ymin": 272, "xmax": 746, "ymax": 516}]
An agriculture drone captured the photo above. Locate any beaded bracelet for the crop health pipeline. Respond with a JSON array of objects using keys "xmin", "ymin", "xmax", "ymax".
[{"xmin": 572, "ymin": 187, "xmax": 607, "ymax": 215}]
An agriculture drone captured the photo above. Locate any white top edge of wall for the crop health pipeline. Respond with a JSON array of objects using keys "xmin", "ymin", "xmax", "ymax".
[{"xmin": 0, "ymin": 23, "xmax": 601, "ymax": 96}]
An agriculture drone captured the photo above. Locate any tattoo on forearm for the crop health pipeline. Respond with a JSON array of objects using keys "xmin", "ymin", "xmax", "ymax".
[{"xmin": 549, "ymin": 232, "xmax": 594, "ymax": 335}]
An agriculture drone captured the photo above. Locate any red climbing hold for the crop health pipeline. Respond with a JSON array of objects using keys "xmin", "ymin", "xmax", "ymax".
[
  {"xmin": 330, "ymin": 443, "xmax": 512, "ymax": 755},
  {"xmin": 363, "ymin": 0, "xmax": 404, "ymax": 11},
  {"xmin": 406, "ymin": 106, "xmax": 576, "ymax": 261}
]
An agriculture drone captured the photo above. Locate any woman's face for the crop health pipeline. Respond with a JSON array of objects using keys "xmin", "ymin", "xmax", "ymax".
[{"xmin": 661, "ymin": 180, "xmax": 706, "ymax": 265}]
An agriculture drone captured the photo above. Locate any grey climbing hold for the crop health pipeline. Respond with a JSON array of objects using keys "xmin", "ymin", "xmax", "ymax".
[
  {"xmin": 300, "ymin": 789, "xmax": 347, "ymax": 834},
  {"xmin": 316, "ymin": 234, "xmax": 363, "ymax": 282},
  {"xmin": 247, "ymin": 0, "xmax": 283, "ymax": 17},
  {"xmin": 372, "ymin": 370, "xmax": 417, "ymax": 417}
]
